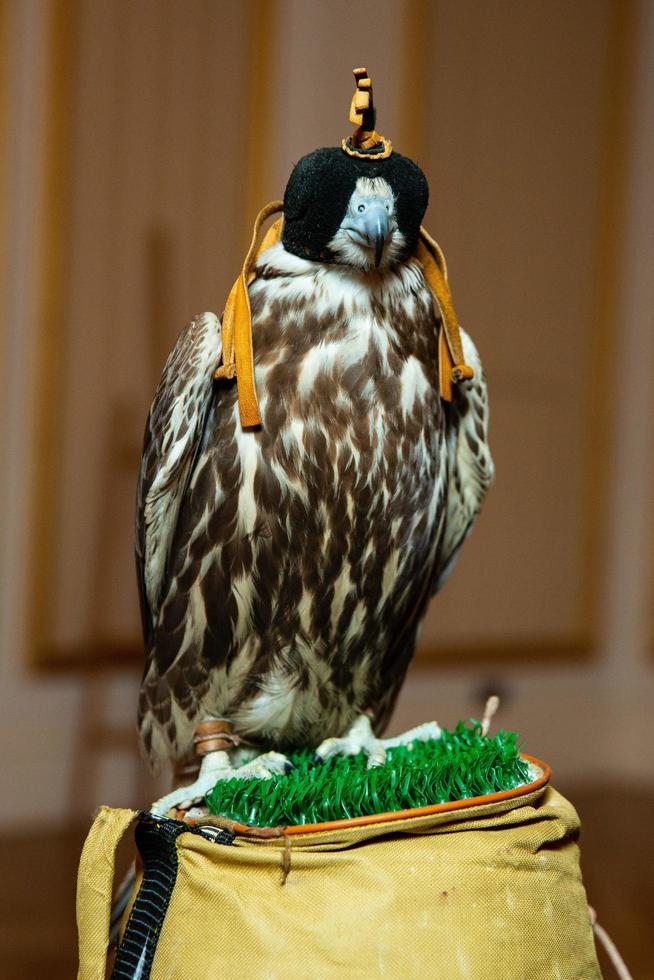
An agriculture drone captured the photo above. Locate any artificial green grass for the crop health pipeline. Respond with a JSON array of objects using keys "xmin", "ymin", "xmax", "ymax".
[{"xmin": 204, "ymin": 720, "xmax": 530, "ymax": 827}]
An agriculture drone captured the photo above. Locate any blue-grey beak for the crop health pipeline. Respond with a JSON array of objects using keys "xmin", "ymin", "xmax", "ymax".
[{"xmin": 344, "ymin": 200, "xmax": 392, "ymax": 266}]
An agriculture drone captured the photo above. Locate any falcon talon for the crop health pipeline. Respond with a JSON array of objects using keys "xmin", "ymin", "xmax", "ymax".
[
  {"xmin": 312, "ymin": 715, "xmax": 445, "ymax": 771},
  {"xmin": 150, "ymin": 746, "xmax": 296, "ymax": 815},
  {"xmin": 365, "ymin": 749, "xmax": 387, "ymax": 769},
  {"xmin": 184, "ymin": 806, "xmax": 209, "ymax": 820}
]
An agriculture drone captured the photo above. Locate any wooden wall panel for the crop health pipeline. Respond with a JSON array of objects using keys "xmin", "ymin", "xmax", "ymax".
[
  {"xmin": 416, "ymin": 0, "xmax": 617, "ymax": 656},
  {"xmin": 32, "ymin": 0, "xmax": 254, "ymax": 662}
]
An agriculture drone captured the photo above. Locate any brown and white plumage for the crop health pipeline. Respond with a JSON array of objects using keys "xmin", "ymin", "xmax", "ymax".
[
  {"xmin": 136, "ymin": 311, "xmax": 222, "ymax": 636},
  {"xmin": 136, "ymin": 224, "xmax": 493, "ymax": 770}
]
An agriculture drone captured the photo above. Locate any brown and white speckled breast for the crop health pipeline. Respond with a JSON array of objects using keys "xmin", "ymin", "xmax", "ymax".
[
  {"xmin": 138, "ymin": 242, "xmax": 454, "ymax": 763},
  {"xmin": 214, "ymin": 245, "xmax": 447, "ymax": 745}
]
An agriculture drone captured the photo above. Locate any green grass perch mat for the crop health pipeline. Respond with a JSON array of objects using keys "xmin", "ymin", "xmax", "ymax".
[{"xmin": 205, "ymin": 721, "xmax": 530, "ymax": 827}]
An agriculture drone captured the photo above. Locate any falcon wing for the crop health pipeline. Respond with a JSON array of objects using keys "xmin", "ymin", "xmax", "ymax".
[
  {"xmin": 135, "ymin": 312, "xmax": 222, "ymax": 643},
  {"xmin": 433, "ymin": 327, "xmax": 494, "ymax": 593}
]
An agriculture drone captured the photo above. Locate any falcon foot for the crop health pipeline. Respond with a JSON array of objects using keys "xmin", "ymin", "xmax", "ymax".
[
  {"xmin": 314, "ymin": 714, "xmax": 441, "ymax": 769},
  {"xmin": 150, "ymin": 748, "xmax": 293, "ymax": 817}
]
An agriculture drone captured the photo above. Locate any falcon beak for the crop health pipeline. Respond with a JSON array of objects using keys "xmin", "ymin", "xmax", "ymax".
[
  {"xmin": 365, "ymin": 204, "xmax": 391, "ymax": 267},
  {"xmin": 344, "ymin": 200, "xmax": 392, "ymax": 267}
]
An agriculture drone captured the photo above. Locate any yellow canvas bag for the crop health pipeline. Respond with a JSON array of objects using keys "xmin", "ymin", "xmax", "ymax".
[{"xmin": 77, "ymin": 768, "xmax": 601, "ymax": 979}]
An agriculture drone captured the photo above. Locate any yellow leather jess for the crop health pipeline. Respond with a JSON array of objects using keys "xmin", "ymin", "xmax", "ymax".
[
  {"xmin": 214, "ymin": 201, "xmax": 474, "ymax": 428},
  {"xmin": 76, "ymin": 763, "xmax": 602, "ymax": 980}
]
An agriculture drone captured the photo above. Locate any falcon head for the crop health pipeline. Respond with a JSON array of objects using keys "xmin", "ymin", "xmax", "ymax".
[{"xmin": 281, "ymin": 147, "xmax": 429, "ymax": 271}]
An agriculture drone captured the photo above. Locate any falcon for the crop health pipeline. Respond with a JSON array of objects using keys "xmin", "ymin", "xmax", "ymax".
[{"xmin": 137, "ymin": 70, "xmax": 494, "ymax": 814}]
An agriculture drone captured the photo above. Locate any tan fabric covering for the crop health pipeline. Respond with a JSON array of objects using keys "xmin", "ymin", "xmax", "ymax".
[
  {"xmin": 76, "ymin": 806, "xmax": 136, "ymax": 980},
  {"xmin": 77, "ymin": 784, "xmax": 600, "ymax": 979}
]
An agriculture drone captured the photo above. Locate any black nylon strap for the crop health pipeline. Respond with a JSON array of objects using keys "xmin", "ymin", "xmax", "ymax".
[{"xmin": 111, "ymin": 815, "xmax": 233, "ymax": 979}]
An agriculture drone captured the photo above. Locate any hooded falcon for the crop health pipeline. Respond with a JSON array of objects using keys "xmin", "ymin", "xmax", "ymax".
[{"xmin": 137, "ymin": 70, "xmax": 493, "ymax": 812}]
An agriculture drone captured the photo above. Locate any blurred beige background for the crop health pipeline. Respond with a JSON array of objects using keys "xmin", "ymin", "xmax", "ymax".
[{"xmin": 1, "ymin": 0, "xmax": 653, "ymax": 976}]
